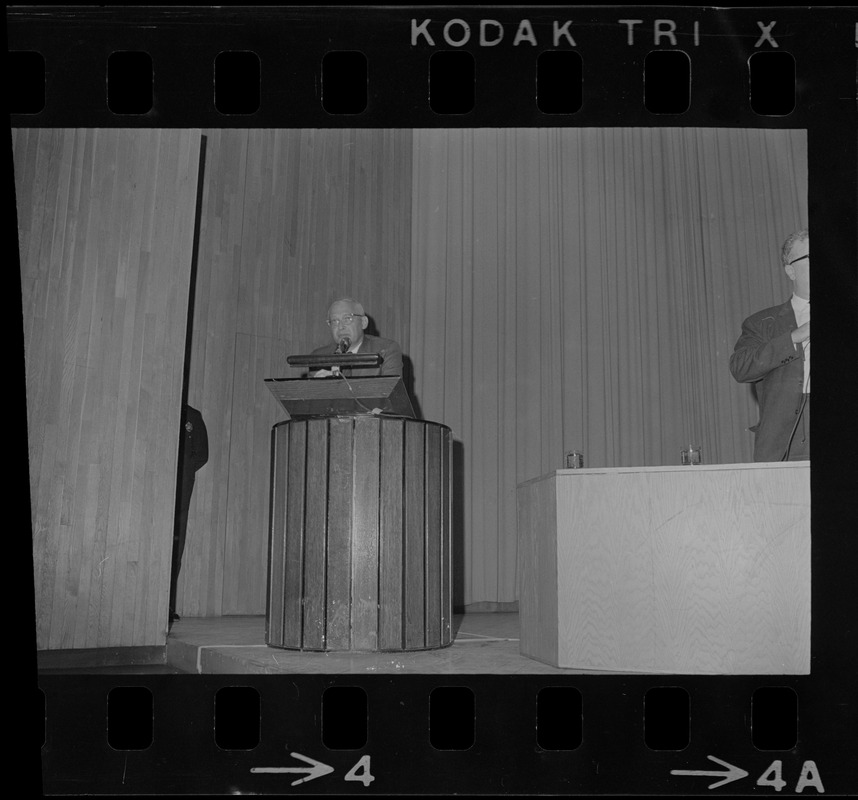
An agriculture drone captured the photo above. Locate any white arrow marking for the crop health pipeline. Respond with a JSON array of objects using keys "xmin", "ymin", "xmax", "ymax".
[
  {"xmin": 251, "ymin": 751, "xmax": 335, "ymax": 785},
  {"xmin": 671, "ymin": 755, "xmax": 749, "ymax": 789}
]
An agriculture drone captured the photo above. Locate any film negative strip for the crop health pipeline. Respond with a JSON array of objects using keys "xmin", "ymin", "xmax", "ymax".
[{"xmin": 12, "ymin": 5, "xmax": 857, "ymax": 796}]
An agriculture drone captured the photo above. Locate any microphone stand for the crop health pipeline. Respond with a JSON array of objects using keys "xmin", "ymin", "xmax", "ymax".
[{"xmin": 780, "ymin": 361, "xmax": 810, "ymax": 461}]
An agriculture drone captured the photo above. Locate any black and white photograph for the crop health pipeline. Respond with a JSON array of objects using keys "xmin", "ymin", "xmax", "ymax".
[
  {"xmin": 13, "ymin": 5, "xmax": 856, "ymax": 797},
  {"xmin": 21, "ymin": 126, "xmax": 810, "ymax": 676}
]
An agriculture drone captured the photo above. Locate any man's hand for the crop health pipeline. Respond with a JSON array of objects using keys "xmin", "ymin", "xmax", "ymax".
[{"xmin": 791, "ymin": 322, "xmax": 810, "ymax": 344}]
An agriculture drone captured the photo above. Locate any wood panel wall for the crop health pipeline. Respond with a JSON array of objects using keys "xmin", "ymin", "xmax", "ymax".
[
  {"xmin": 18, "ymin": 128, "xmax": 202, "ymax": 649},
  {"xmin": 178, "ymin": 129, "xmax": 413, "ymax": 616}
]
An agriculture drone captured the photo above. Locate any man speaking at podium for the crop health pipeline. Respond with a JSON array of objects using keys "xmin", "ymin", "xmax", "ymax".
[{"xmin": 311, "ymin": 297, "xmax": 403, "ymax": 378}]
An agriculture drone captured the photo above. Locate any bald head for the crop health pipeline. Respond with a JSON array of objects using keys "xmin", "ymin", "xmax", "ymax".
[{"xmin": 327, "ymin": 297, "xmax": 365, "ymax": 317}]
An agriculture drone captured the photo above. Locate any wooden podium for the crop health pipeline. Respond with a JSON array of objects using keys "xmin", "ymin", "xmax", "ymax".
[
  {"xmin": 264, "ymin": 374, "xmax": 453, "ymax": 652},
  {"xmin": 517, "ymin": 462, "xmax": 810, "ymax": 674}
]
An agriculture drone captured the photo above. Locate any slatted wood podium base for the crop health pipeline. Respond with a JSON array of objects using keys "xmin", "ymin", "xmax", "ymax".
[
  {"xmin": 517, "ymin": 463, "xmax": 810, "ymax": 674},
  {"xmin": 266, "ymin": 415, "xmax": 453, "ymax": 652}
]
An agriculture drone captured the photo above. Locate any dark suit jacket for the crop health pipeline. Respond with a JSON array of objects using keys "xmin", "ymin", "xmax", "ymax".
[
  {"xmin": 181, "ymin": 405, "xmax": 209, "ymax": 483},
  {"xmin": 310, "ymin": 334, "xmax": 403, "ymax": 377},
  {"xmin": 729, "ymin": 299, "xmax": 806, "ymax": 462}
]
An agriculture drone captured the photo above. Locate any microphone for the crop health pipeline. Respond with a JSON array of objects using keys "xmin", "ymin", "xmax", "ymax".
[{"xmin": 335, "ymin": 336, "xmax": 351, "ymax": 354}]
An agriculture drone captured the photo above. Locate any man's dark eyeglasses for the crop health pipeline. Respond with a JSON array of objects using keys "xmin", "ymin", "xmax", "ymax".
[{"xmin": 788, "ymin": 254, "xmax": 809, "ymax": 265}]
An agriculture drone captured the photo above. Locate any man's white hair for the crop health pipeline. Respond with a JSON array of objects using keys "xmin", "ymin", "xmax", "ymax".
[{"xmin": 781, "ymin": 229, "xmax": 809, "ymax": 266}]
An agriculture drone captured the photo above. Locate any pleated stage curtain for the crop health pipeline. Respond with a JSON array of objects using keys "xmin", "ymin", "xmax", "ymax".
[{"xmin": 409, "ymin": 128, "xmax": 807, "ymax": 607}]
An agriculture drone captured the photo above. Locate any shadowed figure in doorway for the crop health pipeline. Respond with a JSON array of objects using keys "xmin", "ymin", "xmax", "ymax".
[{"xmin": 169, "ymin": 404, "xmax": 209, "ymax": 624}]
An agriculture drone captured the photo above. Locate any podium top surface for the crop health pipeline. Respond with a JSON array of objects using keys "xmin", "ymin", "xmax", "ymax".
[
  {"xmin": 265, "ymin": 376, "xmax": 416, "ymax": 419},
  {"xmin": 286, "ymin": 353, "xmax": 382, "ymax": 369}
]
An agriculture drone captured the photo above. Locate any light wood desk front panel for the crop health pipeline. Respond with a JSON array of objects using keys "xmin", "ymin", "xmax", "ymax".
[{"xmin": 518, "ymin": 463, "xmax": 810, "ymax": 674}]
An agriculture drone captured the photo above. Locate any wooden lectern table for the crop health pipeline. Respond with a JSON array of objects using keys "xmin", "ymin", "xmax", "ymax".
[
  {"xmin": 265, "ymin": 376, "xmax": 453, "ymax": 652},
  {"xmin": 517, "ymin": 462, "xmax": 810, "ymax": 674}
]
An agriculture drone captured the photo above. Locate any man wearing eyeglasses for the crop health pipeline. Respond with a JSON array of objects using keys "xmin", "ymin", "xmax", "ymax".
[
  {"xmin": 730, "ymin": 229, "xmax": 810, "ymax": 462},
  {"xmin": 310, "ymin": 297, "xmax": 403, "ymax": 378}
]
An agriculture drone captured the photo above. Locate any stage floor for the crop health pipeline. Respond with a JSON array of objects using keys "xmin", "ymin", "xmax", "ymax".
[{"xmin": 166, "ymin": 612, "xmax": 609, "ymax": 675}]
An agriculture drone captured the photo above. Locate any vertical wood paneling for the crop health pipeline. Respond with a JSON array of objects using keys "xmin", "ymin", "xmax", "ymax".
[
  {"xmin": 224, "ymin": 332, "xmax": 285, "ymax": 614},
  {"xmin": 302, "ymin": 419, "xmax": 328, "ymax": 649},
  {"xmin": 404, "ymin": 420, "xmax": 426, "ymax": 649},
  {"xmin": 19, "ymin": 128, "xmax": 201, "ymax": 649},
  {"xmin": 379, "ymin": 418, "xmax": 404, "ymax": 649},
  {"xmin": 265, "ymin": 425, "xmax": 289, "ymax": 647},
  {"xmin": 326, "ymin": 419, "xmax": 354, "ymax": 650},
  {"xmin": 181, "ymin": 129, "xmax": 413, "ymax": 616},
  {"xmin": 424, "ymin": 425, "xmax": 442, "ymax": 647},
  {"xmin": 176, "ymin": 129, "xmax": 246, "ymax": 618},
  {"xmin": 351, "ymin": 417, "xmax": 380, "ymax": 651},
  {"xmin": 281, "ymin": 422, "xmax": 306, "ymax": 647},
  {"xmin": 440, "ymin": 428, "xmax": 453, "ymax": 643},
  {"xmin": 281, "ymin": 423, "xmax": 308, "ymax": 647},
  {"xmin": 267, "ymin": 417, "xmax": 452, "ymax": 652}
]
